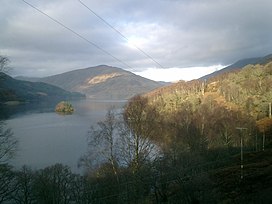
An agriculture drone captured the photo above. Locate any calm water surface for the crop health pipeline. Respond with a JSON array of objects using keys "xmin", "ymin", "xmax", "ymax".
[{"xmin": 5, "ymin": 99, "xmax": 126, "ymax": 173}]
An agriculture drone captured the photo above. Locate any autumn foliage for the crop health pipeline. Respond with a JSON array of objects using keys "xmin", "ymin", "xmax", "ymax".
[
  {"xmin": 55, "ymin": 101, "xmax": 74, "ymax": 114},
  {"xmin": 142, "ymin": 62, "xmax": 272, "ymax": 151}
]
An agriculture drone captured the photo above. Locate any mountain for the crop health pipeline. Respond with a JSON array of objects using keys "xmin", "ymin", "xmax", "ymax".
[
  {"xmin": 200, "ymin": 54, "xmax": 272, "ymax": 80},
  {"xmin": 20, "ymin": 65, "xmax": 163, "ymax": 100},
  {"xmin": 0, "ymin": 72, "xmax": 85, "ymax": 104}
]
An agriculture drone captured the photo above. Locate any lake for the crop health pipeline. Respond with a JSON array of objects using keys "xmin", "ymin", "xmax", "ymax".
[{"xmin": 4, "ymin": 99, "xmax": 126, "ymax": 173}]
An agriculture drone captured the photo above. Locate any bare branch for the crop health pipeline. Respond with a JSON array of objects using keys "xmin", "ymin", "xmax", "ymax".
[
  {"xmin": 0, "ymin": 121, "xmax": 17, "ymax": 164},
  {"xmin": 0, "ymin": 56, "xmax": 10, "ymax": 73}
]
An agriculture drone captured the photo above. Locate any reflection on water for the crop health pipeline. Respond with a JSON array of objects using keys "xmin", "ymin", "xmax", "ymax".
[
  {"xmin": 4, "ymin": 99, "xmax": 126, "ymax": 173},
  {"xmin": 0, "ymin": 101, "xmax": 56, "ymax": 120}
]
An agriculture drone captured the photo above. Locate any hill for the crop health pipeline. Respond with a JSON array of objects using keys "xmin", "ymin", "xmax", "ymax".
[
  {"xmin": 0, "ymin": 72, "xmax": 85, "ymax": 104},
  {"xmin": 18, "ymin": 65, "xmax": 164, "ymax": 100},
  {"xmin": 117, "ymin": 60, "xmax": 272, "ymax": 202},
  {"xmin": 140, "ymin": 60, "xmax": 272, "ymax": 152},
  {"xmin": 200, "ymin": 53, "xmax": 272, "ymax": 80}
]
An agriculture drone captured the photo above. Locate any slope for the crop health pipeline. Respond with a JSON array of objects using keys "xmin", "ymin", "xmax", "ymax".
[
  {"xmin": 211, "ymin": 149, "xmax": 272, "ymax": 203},
  {"xmin": 200, "ymin": 53, "xmax": 272, "ymax": 80},
  {"xmin": 0, "ymin": 72, "xmax": 85, "ymax": 103},
  {"xmin": 35, "ymin": 65, "xmax": 163, "ymax": 100}
]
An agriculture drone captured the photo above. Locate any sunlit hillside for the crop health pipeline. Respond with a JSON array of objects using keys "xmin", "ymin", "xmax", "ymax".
[
  {"xmin": 143, "ymin": 61, "xmax": 272, "ymax": 150},
  {"xmin": 19, "ymin": 65, "xmax": 164, "ymax": 100}
]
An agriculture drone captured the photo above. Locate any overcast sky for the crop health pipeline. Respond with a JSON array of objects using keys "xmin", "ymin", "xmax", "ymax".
[{"xmin": 1, "ymin": 0, "xmax": 272, "ymax": 81}]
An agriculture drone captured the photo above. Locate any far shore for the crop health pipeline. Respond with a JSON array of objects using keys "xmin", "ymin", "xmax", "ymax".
[{"xmin": 3, "ymin": 101, "xmax": 26, "ymax": 106}]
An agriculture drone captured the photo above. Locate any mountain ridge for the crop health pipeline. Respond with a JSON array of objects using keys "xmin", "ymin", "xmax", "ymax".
[
  {"xmin": 200, "ymin": 53, "xmax": 272, "ymax": 80},
  {"xmin": 0, "ymin": 72, "xmax": 85, "ymax": 104},
  {"xmin": 17, "ymin": 65, "xmax": 164, "ymax": 100}
]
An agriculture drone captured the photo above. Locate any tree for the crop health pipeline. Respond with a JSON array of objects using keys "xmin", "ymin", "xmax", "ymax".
[
  {"xmin": 80, "ymin": 107, "xmax": 119, "ymax": 181},
  {"xmin": 0, "ymin": 120, "xmax": 17, "ymax": 164},
  {"xmin": 0, "ymin": 55, "xmax": 10, "ymax": 73},
  {"xmin": 13, "ymin": 166, "xmax": 36, "ymax": 204},
  {"xmin": 55, "ymin": 101, "xmax": 74, "ymax": 114},
  {"xmin": 117, "ymin": 95, "xmax": 160, "ymax": 203},
  {"xmin": 79, "ymin": 96, "xmax": 166, "ymax": 203},
  {"xmin": 70, "ymin": 175, "xmax": 93, "ymax": 204},
  {"xmin": 0, "ymin": 164, "xmax": 16, "ymax": 203},
  {"xmin": 122, "ymin": 95, "xmax": 160, "ymax": 173},
  {"xmin": 256, "ymin": 117, "xmax": 272, "ymax": 151},
  {"xmin": 165, "ymin": 100, "xmax": 206, "ymax": 156},
  {"xmin": 33, "ymin": 164, "xmax": 75, "ymax": 204}
]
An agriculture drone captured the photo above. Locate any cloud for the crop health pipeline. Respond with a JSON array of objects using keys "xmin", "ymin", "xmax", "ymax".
[
  {"xmin": 133, "ymin": 65, "xmax": 225, "ymax": 82},
  {"xmin": 1, "ymin": 0, "xmax": 272, "ymax": 79}
]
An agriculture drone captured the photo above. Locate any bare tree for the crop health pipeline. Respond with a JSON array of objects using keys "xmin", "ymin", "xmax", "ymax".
[
  {"xmin": 0, "ymin": 164, "xmax": 17, "ymax": 203},
  {"xmin": 0, "ymin": 121, "xmax": 17, "ymax": 164},
  {"xmin": 81, "ymin": 107, "xmax": 120, "ymax": 177},
  {"xmin": 121, "ymin": 95, "xmax": 160, "ymax": 173},
  {"xmin": 13, "ymin": 166, "xmax": 36, "ymax": 204},
  {"xmin": 34, "ymin": 164, "xmax": 74, "ymax": 204},
  {"xmin": 79, "ymin": 99, "xmax": 161, "ymax": 202},
  {"xmin": 0, "ymin": 55, "xmax": 10, "ymax": 73}
]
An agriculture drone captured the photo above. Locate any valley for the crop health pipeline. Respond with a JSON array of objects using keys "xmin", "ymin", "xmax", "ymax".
[{"xmin": 1, "ymin": 55, "xmax": 272, "ymax": 203}]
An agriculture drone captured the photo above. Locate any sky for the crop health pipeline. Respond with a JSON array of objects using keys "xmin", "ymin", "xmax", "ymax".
[{"xmin": 1, "ymin": 0, "xmax": 272, "ymax": 82}]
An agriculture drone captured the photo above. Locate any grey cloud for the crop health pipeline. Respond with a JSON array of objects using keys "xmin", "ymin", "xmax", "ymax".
[{"xmin": 1, "ymin": 0, "xmax": 272, "ymax": 77}]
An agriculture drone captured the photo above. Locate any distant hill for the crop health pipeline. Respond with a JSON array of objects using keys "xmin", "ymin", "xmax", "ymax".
[
  {"xmin": 0, "ymin": 72, "xmax": 85, "ymax": 104},
  {"xmin": 200, "ymin": 54, "xmax": 272, "ymax": 80},
  {"xmin": 18, "ymin": 65, "xmax": 163, "ymax": 100},
  {"xmin": 15, "ymin": 76, "xmax": 40, "ymax": 82}
]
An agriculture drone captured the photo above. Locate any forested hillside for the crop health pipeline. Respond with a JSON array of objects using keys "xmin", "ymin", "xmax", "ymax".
[
  {"xmin": 145, "ymin": 61, "xmax": 272, "ymax": 151},
  {"xmin": 0, "ymin": 72, "xmax": 85, "ymax": 104},
  {"xmin": 200, "ymin": 53, "xmax": 272, "ymax": 80}
]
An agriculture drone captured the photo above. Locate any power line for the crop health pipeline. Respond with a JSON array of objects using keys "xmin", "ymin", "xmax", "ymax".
[
  {"xmin": 20, "ymin": 0, "xmax": 132, "ymax": 69},
  {"xmin": 77, "ymin": 0, "xmax": 164, "ymax": 68}
]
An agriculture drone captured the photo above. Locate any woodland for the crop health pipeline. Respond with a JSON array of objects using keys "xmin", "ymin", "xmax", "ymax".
[{"xmin": 1, "ymin": 60, "xmax": 272, "ymax": 203}]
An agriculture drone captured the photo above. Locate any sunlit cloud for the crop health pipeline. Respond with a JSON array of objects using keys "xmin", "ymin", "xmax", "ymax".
[{"xmin": 133, "ymin": 65, "xmax": 225, "ymax": 82}]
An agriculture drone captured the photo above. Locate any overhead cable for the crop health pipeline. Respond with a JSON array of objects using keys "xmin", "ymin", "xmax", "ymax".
[
  {"xmin": 77, "ymin": 0, "xmax": 164, "ymax": 68},
  {"xmin": 20, "ymin": 0, "xmax": 132, "ymax": 69}
]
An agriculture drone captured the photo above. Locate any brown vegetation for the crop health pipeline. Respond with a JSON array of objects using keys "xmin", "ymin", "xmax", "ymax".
[{"xmin": 55, "ymin": 101, "xmax": 74, "ymax": 114}]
